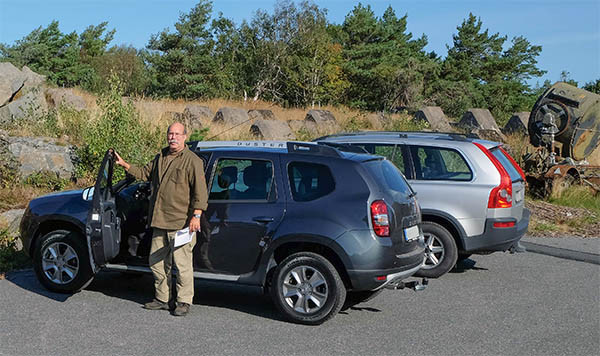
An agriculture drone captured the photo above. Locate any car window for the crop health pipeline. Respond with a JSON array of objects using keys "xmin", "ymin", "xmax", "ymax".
[
  {"xmin": 364, "ymin": 159, "xmax": 413, "ymax": 195},
  {"xmin": 288, "ymin": 162, "xmax": 335, "ymax": 202},
  {"xmin": 411, "ymin": 146, "xmax": 472, "ymax": 181},
  {"xmin": 209, "ymin": 158, "xmax": 273, "ymax": 201},
  {"xmin": 351, "ymin": 144, "xmax": 405, "ymax": 174},
  {"xmin": 490, "ymin": 147, "xmax": 522, "ymax": 182}
]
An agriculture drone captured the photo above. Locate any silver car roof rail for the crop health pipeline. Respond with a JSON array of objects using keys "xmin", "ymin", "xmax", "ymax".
[{"xmin": 188, "ymin": 140, "xmax": 342, "ymax": 157}]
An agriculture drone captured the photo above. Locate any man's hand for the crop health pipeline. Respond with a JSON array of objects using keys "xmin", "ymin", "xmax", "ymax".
[
  {"xmin": 114, "ymin": 151, "xmax": 130, "ymax": 171},
  {"xmin": 189, "ymin": 212, "xmax": 201, "ymax": 232}
]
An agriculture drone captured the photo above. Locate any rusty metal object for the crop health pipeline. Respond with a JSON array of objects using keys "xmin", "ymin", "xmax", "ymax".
[{"xmin": 525, "ymin": 82, "xmax": 600, "ymax": 197}]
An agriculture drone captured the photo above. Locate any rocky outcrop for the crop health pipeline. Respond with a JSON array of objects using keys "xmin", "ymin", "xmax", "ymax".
[
  {"xmin": 160, "ymin": 111, "xmax": 183, "ymax": 122},
  {"xmin": 0, "ymin": 62, "xmax": 26, "ymax": 107},
  {"xmin": 304, "ymin": 110, "xmax": 341, "ymax": 135},
  {"xmin": 471, "ymin": 128, "xmax": 507, "ymax": 143},
  {"xmin": 503, "ymin": 112, "xmax": 530, "ymax": 134},
  {"xmin": 213, "ymin": 107, "xmax": 250, "ymax": 126},
  {"xmin": 366, "ymin": 112, "xmax": 390, "ymax": 130},
  {"xmin": 0, "ymin": 209, "xmax": 25, "ymax": 245},
  {"xmin": 183, "ymin": 105, "xmax": 213, "ymax": 131},
  {"xmin": 250, "ymin": 119, "xmax": 296, "ymax": 140},
  {"xmin": 7, "ymin": 136, "xmax": 75, "ymax": 179},
  {"xmin": 459, "ymin": 108, "xmax": 500, "ymax": 131},
  {"xmin": 415, "ymin": 107, "xmax": 452, "ymax": 132},
  {"xmin": 248, "ymin": 109, "xmax": 276, "ymax": 121},
  {"xmin": 0, "ymin": 89, "xmax": 48, "ymax": 126},
  {"xmin": 45, "ymin": 88, "xmax": 86, "ymax": 111}
]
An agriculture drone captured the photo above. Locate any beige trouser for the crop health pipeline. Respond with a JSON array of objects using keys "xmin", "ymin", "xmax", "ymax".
[{"xmin": 149, "ymin": 228, "xmax": 196, "ymax": 304}]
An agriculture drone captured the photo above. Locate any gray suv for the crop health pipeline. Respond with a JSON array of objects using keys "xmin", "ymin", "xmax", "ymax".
[{"xmin": 316, "ymin": 132, "xmax": 529, "ymax": 278}]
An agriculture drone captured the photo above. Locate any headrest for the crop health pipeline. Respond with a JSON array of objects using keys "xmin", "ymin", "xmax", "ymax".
[
  {"xmin": 218, "ymin": 166, "xmax": 238, "ymax": 188},
  {"xmin": 243, "ymin": 164, "xmax": 269, "ymax": 188}
]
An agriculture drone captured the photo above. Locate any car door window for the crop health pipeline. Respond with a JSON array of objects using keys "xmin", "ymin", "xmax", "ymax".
[
  {"xmin": 352, "ymin": 144, "xmax": 406, "ymax": 174},
  {"xmin": 288, "ymin": 162, "xmax": 335, "ymax": 201},
  {"xmin": 411, "ymin": 146, "xmax": 472, "ymax": 181},
  {"xmin": 209, "ymin": 158, "xmax": 273, "ymax": 201}
]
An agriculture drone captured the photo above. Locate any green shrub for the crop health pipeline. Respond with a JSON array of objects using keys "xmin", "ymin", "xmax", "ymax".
[
  {"xmin": 24, "ymin": 171, "xmax": 69, "ymax": 191},
  {"xmin": 0, "ymin": 228, "xmax": 31, "ymax": 274},
  {"xmin": 384, "ymin": 114, "xmax": 429, "ymax": 132},
  {"xmin": 76, "ymin": 74, "xmax": 162, "ymax": 180},
  {"xmin": 189, "ymin": 128, "xmax": 209, "ymax": 142}
]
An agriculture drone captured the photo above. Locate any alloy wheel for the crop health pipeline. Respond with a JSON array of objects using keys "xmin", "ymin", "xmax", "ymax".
[
  {"xmin": 282, "ymin": 266, "xmax": 329, "ymax": 314},
  {"xmin": 41, "ymin": 242, "xmax": 80, "ymax": 285},
  {"xmin": 422, "ymin": 233, "xmax": 445, "ymax": 269}
]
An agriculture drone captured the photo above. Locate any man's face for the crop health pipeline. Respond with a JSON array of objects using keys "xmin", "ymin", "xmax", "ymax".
[{"xmin": 167, "ymin": 124, "xmax": 186, "ymax": 153}]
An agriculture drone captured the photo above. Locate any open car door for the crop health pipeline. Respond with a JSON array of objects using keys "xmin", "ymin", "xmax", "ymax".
[{"xmin": 86, "ymin": 149, "xmax": 121, "ymax": 272}]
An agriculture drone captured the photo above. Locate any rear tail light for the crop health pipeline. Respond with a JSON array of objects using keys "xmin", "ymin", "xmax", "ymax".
[
  {"xmin": 473, "ymin": 143, "xmax": 512, "ymax": 209},
  {"xmin": 370, "ymin": 200, "xmax": 390, "ymax": 237},
  {"xmin": 499, "ymin": 147, "xmax": 526, "ymax": 182}
]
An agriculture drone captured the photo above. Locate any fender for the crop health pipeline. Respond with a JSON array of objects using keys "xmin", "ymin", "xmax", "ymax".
[
  {"xmin": 420, "ymin": 208, "xmax": 468, "ymax": 249},
  {"xmin": 28, "ymin": 214, "xmax": 87, "ymax": 256}
]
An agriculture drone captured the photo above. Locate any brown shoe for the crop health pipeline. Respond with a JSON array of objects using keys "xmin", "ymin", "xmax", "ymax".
[
  {"xmin": 144, "ymin": 298, "xmax": 170, "ymax": 311},
  {"xmin": 173, "ymin": 302, "xmax": 190, "ymax": 316}
]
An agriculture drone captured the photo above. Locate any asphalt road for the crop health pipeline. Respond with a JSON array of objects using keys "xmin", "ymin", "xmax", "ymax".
[{"xmin": 1, "ymin": 249, "xmax": 598, "ymax": 356}]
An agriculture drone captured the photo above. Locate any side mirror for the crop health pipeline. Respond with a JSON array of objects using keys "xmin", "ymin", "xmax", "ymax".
[{"xmin": 82, "ymin": 187, "xmax": 95, "ymax": 201}]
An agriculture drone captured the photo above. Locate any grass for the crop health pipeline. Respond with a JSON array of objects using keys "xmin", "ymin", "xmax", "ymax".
[
  {"xmin": 548, "ymin": 185, "xmax": 600, "ymax": 215},
  {"xmin": 0, "ymin": 227, "xmax": 31, "ymax": 278}
]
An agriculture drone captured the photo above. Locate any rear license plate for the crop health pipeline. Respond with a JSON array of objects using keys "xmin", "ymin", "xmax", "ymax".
[{"xmin": 404, "ymin": 225, "xmax": 420, "ymax": 242}]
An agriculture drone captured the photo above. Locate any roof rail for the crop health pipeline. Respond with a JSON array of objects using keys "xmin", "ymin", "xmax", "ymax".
[
  {"xmin": 317, "ymin": 142, "xmax": 368, "ymax": 154},
  {"xmin": 188, "ymin": 140, "xmax": 342, "ymax": 157}
]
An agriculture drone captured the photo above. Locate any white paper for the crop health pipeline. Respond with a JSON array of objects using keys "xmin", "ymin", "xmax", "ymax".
[{"xmin": 174, "ymin": 227, "xmax": 193, "ymax": 247}]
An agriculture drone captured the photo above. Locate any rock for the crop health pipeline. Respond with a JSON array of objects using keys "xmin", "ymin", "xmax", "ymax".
[
  {"xmin": 366, "ymin": 112, "xmax": 391, "ymax": 130},
  {"xmin": 414, "ymin": 106, "xmax": 452, "ymax": 132},
  {"xmin": 183, "ymin": 105, "xmax": 213, "ymax": 131},
  {"xmin": 304, "ymin": 110, "xmax": 341, "ymax": 135},
  {"xmin": 213, "ymin": 107, "xmax": 250, "ymax": 126},
  {"xmin": 248, "ymin": 109, "xmax": 277, "ymax": 121},
  {"xmin": 0, "ymin": 62, "xmax": 26, "ymax": 107},
  {"xmin": 7, "ymin": 136, "xmax": 75, "ymax": 179},
  {"xmin": 0, "ymin": 89, "xmax": 48, "ymax": 126},
  {"xmin": 471, "ymin": 128, "xmax": 507, "ymax": 143},
  {"xmin": 45, "ymin": 88, "xmax": 87, "ymax": 111},
  {"xmin": 287, "ymin": 120, "xmax": 305, "ymax": 132},
  {"xmin": 0, "ymin": 209, "xmax": 25, "ymax": 243},
  {"xmin": 160, "ymin": 111, "xmax": 184, "ymax": 122},
  {"xmin": 21, "ymin": 65, "xmax": 46, "ymax": 89},
  {"xmin": 250, "ymin": 119, "xmax": 296, "ymax": 140},
  {"xmin": 503, "ymin": 112, "xmax": 530, "ymax": 134},
  {"xmin": 459, "ymin": 108, "xmax": 500, "ymax": 131}
]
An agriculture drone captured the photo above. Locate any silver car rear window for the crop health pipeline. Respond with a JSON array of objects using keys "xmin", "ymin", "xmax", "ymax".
[
  {"xmin": 364, "ymin": 159, "xmax": 413, "ymax": 196},
  {"xmin": 490, "ymin": 147, "xmax": 523, "ymax": 182}
]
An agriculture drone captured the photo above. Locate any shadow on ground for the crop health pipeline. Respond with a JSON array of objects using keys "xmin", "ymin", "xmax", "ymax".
[{"xmin": 450, "ymin": 258, "xmax": 489, "ymax": 273}]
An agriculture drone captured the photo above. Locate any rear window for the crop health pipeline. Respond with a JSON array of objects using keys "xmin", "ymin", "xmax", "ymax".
[
  {"xmin": 288, "ymin": 162, "xmax": 335, "ymax": 201},
  {"xmin": 411, "ymin": 146, "xmax": 473, "ymax": 181},
  {"xmin": 365, "ymin": 159, "xmax": 413, "ymax": 196},
  {"xmin": 490, "ymin": 147, "xmax": 522, "ymax": 182},
  {"xmin": 351, "ymin": 144, "xmax": 406, "ymax": 174}
]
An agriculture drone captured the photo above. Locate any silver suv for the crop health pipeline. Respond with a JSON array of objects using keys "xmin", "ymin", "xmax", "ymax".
[{"xmin": 316, "ymin": 132, "xmax": 530, "ymax": 278}]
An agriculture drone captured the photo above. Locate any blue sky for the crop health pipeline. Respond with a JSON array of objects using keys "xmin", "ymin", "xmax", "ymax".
[{"xmin": 1, "ymin": 0, "xmax": 598, "ymax": 86}]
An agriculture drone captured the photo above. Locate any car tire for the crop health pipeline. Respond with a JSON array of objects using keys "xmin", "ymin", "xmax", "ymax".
[
  {"xmin": 271, "ymin": 252, "xmax": 346, "ymax": 325},
  {"xmin": 343, "ymin": 289, "xmax": 383, "ymax": 310},
  {"xmin": 33, "ymin": 229, "xmax": 94, "ymax": 293},
  {"xmin": 415, "ymin": 222, "xmax": 458, "ymax": 278}
]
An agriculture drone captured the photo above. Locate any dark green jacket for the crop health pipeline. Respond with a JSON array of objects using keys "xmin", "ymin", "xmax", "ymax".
[{"xmin": 127, "ymin": 146, "xmax": 208, "ymax": 230}]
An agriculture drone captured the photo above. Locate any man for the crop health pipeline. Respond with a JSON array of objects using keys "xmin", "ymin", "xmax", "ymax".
[{"xmin": 114, "ymin": 122, "xmax": 208, "ymax": 316}]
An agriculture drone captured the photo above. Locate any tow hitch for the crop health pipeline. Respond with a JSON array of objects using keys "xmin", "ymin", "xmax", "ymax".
[{"xmin": 385, "ymin": 278, "xmax": 428, "ymax": 291}]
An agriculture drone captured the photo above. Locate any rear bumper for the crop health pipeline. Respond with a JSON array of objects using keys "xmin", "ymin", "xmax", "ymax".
[
  {"xmin": 461, "ymin": 208, "xmax": 530, "ymax": 253},
  {"xmin": 346, "ymin": 256, "xmax": 425, "ymax": 291}
]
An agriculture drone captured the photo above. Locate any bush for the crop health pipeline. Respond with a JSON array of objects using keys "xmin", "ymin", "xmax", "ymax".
[
  {"xmin": 0, "ymin": 228, "xmax": 31, "ymax": 275},
  {"xmin": 24, "ymin": 171, "xmax": 69, "ymax": 191},
  {"xmin": 76, "ymin": 74, "xmax": 163, "ymax": 180}
]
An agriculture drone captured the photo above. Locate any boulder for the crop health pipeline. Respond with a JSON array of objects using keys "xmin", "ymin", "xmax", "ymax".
[
  {"xmin": 304, "ymin": 110, "xmax": 340, "ymax": 135},
  {"xmin": 366, "ymin": 112, "xmax": 391, "ymax": 130},
  {"xmin": 213, "ymin": 107, "xmax": 249, "ymax": 126},
  {"xmin": 250, "ymin": 119, "xmax": 296, "ymax": 140},
  {"xmin": 45, "ymin": 88, "xmax": 87, "ymax": 111},
  {"xmin": 0, "ymin": 62, "xmax": 26, "ymax": 107},
  {"xmin": 21, "ymin": 65, "xmax": 46, "ymax": 89},
  {"xmin": 0, "ymin": 209, "xmax": 25, "ymax": 243},
  {"xmin": 287, "ymin": 120, "xmax": 305, "ymax": 132},
  {"xmin": 471, "ymin": 128, "xmax": 507, "ymax": 143},
  {"xmin": 160, "ymin": 111, "xmax": 183, "ymax": 122},
  {"xmin": 458, "ymin": 108, "xmax": 500, "ymax": 131},
  {"xmin": 503, "ymin": 112, "xmax": 530, "ymax": 134},
  {"xmin": 414, "ymin": 106, "xmax": 452, "ymax": 132},
  {"xmin": 183, "ymin": 105, "xmax": 213, "ymax": 131},
  {"xmin": 8, "ymin": 136, "xmax": 75, "ymax": 179},
  {"xmin": 0, "ymin": 89, "xmax": 48, "ymax": 126},
  {"xmin": 248, "ymin": 109, "xmax": 277, "ymax": 121}
]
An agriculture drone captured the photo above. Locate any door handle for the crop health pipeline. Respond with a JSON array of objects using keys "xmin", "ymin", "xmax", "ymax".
[{"xmin": 253, "ymin": 216, "xmax": 275, "ymax": 223}]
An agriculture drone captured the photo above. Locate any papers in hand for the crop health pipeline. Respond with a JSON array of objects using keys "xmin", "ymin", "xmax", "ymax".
[{"xmin": 174, "ymin": 227, "xmax": 193, "ymax": 247}]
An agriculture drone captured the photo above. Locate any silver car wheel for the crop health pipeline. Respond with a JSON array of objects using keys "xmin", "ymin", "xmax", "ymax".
[
  {"xmin": 282, "ymin": 266, "xmax": 328, "ymax": 314},
  {"xmin": 422, "ymin": 233, "xmax": 445, "ymax": 269},
  {"xmin": 41, "ymin": 242, "xmax": 79, "ymax": 285}
]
